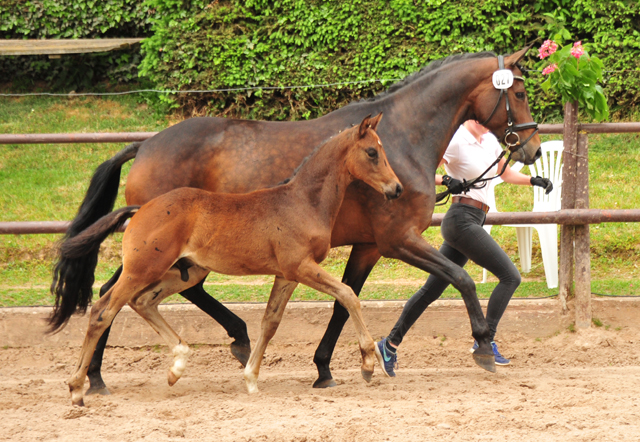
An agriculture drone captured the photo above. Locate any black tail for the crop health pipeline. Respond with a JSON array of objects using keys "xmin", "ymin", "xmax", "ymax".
[
  {"xmin": 48, "ymin": 206, "xmax": 140, "ymax": 333},
  {"xmin": 66, "ymin": 142, "xmax": 141, "ymax": 238}
]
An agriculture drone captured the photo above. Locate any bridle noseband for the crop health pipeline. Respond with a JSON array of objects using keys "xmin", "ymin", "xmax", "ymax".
[
  {"xmin": 479, "ymin": 55, "xmax": 539, "ymax": 159},
  {"xmin": 435, "ymin": 54, "xmax": 539, "ymax": 204}
]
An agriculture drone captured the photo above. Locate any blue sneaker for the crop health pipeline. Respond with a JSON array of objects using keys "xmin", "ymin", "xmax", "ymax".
[
  {"xmin": 470, "ymin": 341, "xmax": 511, "ymax": 365},
  {"xmin": 375, "ymin": 338, "xmax": 398, "ymax": 377},
  {"xmin": 491, "ymin": 341, "xmax": 511, "ymax": 366}
]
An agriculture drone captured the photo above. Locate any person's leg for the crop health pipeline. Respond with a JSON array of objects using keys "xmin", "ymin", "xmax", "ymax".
[
  {"xmin": 444, "ymin": 220, "xmax": 521, "ymax": 342},
  {"xmin": 386, "ymin": 241, "xmax": 468, "ymax": 347}
]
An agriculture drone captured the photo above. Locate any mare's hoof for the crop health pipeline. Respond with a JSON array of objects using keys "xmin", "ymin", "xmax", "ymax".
[
  {"xmin": 361, "ymin": 368, "xmax": 374, "ymax": 383},
  {"xmin": 85, "ymin": 385, "xmax": 111, "ymax": 396},
  {"xmin": 312, "ymin": 377, "xmax": 337, "ymax": 389},
  {"xmin": 168, "ymin": 370, "xmax": 179, "ymax": 386},
  {"xmin": 230, "ymin": 341, "xmax": 251, "ymax": 368},
  {"xmin": 472, "ymin": 352, "xmax": 496, "ymax": 373}
]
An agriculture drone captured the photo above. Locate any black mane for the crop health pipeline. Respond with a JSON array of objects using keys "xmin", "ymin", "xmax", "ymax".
[{"xmin": 361, "ymin": 51, "xmax": 498, "ymax": 103}]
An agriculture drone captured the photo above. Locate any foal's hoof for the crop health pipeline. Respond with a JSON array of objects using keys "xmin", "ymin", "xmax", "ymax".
[
  {"xmin": 361, "ymin": 368, "xmax": 374, "ymax": 383},
  {"xmin": 230, "ymin": 341, "xmax": 251, "ymax": 368},
  {"xmin": 472, "ymin": 352, "xmax": 496, "ymax": 373},
  {"xmin": 85, "ymin": 385, "xmax": 111, "ymax": 396},
  {"xmin": 312, "ymin": 377, "xmax": 337, "ymax": 389},
  {"xmin": 167, "ymin": 370, "xmax": 180, "ymax": 386},
  {"xmin": 71, "ymin": 398, "xmax": 85, "ymax": 407}
]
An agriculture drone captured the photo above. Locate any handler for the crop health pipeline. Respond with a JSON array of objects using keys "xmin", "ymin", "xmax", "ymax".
[{"xmin": 375, "ymin": 119, "xmax": 553, "ymax": 375}]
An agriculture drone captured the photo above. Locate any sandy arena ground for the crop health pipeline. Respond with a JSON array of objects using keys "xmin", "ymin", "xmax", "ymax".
[{"xmin": 1, "ymin": 299, "xmax": 639, "ymax": 441}]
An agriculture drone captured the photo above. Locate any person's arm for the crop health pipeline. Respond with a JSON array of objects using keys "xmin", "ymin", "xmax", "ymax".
[
  {"xmin": 435, "ymin": 158, "xmax": 447, "ymax": 185},
  {"xmin": 499, "ymin": 157, "xmax": 553, "ymax": 194}
]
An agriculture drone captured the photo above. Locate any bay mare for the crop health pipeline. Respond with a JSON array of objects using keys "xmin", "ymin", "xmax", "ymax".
[
  {"xmin": 51, "ymin": 47, "xmax": 541, "ymax": 392},
  {"xmin": 59, "ymin": 115, "xmax": 403, "ymax": 406}
]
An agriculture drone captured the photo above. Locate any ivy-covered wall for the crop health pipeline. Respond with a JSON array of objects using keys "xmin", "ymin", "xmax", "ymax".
[
  {"xmin": 0, "ymin": 0, "xmax": 154, "ymax": 88},
  {"xmin": 2, "ymin": 0, "xmax": 639, "ymax": 121}
]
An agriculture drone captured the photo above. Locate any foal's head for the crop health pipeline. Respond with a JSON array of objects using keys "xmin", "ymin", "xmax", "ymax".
[{"xmin": 347, "ymin": 114, "xmax": 403, "ymax": 200}]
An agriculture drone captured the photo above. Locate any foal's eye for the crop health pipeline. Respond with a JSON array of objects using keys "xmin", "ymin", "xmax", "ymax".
[
  {"xmin": 366, "ymin": 147, "xmax": 378, "ymax": 159},
  {"xmin": 515, "ymin": 92, "xmax": 525, "ymax": 100}
]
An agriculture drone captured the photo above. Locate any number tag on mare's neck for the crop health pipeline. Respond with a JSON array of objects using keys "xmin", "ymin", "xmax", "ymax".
[{"xmin": 492, "ymin": 69, "xmax": 514, "ymax": 89}]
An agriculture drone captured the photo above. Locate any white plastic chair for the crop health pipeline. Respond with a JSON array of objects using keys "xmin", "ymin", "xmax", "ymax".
[{"xmin": 481, "ymin": 140, "xmax": 564, "ymax": 289}]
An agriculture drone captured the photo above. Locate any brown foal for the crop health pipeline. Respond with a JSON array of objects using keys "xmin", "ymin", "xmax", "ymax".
[{"xmin": 63, "ymin": 114, "xmax": 402, "ymax": 406}]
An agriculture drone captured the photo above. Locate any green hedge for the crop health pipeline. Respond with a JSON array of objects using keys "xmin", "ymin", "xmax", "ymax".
[
  {"xmin": 0, "ymin": 0, "xmax": 154, "ymax": 88},
  {"xmin": 2, "ymin": 0, "xmax": 639, "ymax": 121},
  {"xmin": 138, "ymin": 0, "xmax": 640, "ymax": 121}
]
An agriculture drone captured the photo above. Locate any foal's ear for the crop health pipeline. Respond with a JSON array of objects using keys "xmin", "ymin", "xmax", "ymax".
[
  {"xmin": 369, "ymin": 112, "xmax": 383, "ymax": 131},
  {"xmin": 358, "ymin": 114, "xmax": 373, "ymax": 138},
  {"xmin": 504, "ymin": 43, "xmax": 535, "ymax": 67}
]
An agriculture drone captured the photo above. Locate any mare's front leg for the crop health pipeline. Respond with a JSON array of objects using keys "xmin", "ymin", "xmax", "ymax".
[
  {"xmin": 380, "ymin": 228, "xmax": 495, "ymax": 372},
  {"xmin": 244, "ymin": 276, "xmax": 298, "ymax": 394},
  {"xmin": 313, "ymin": 243, "xmax": 381, "ymax": 388},
  {"xmin": 296, "ymin": 258, "xmax": 377, "ymax": 383}
]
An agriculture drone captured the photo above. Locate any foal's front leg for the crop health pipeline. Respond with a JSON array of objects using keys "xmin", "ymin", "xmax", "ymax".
[
  {"xmin": 244, "ymin": 276, "xmax": 299, "ymax": 394},
  {"xmin": 296, "ymin": 259, "xmax": 376, "ymax": 382}
]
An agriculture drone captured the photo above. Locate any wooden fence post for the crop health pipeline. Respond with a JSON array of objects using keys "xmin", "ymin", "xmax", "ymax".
[
  {"xmin": 574, "ymin": 133, "xmax": 592, "ymax": 328},
  {"xmin": 559, "ymin": 101, "xmax": 578, "ymax": 313}
]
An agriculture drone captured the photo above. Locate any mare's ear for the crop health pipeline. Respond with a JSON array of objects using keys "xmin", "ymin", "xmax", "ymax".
[
  {"xmin": 359, "ymin": 114, "xmax": 373, "ymax": 138},
  {"xmin": 504, "ymin": 43, "xmax": 535, "ymax": 66},
  {"xmin": 368, "ymin": 112, "xmax": 384, "ymax": 132}
]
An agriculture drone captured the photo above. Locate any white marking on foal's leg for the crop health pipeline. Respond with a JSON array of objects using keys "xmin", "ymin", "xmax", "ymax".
[
  {"xmin": 167, "ymin": 343, "xmax": 190, "ymax": 386},
  {"xmin": 244, "ymin": 364, "xmax": 259, "ymax": 394}
]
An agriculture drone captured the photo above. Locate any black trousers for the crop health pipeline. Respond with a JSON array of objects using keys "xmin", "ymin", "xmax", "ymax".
[{"xmin": 388, "ymin": 202, "xmax": 521, "ymax": 346}]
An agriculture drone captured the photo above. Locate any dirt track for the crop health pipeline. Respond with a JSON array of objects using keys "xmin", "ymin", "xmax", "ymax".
[{"xmin": 1, "ymin": 299, "xmax": 640, "ymax": 441}]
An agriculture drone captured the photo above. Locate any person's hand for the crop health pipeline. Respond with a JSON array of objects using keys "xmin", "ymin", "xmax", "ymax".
[
  {"xmin": 530, "ymin": 176, "xmax": 553, "ymax": 194},
  {"xmin": 442, "ymin": 175, "xmax": 464, "ymax": 195}
]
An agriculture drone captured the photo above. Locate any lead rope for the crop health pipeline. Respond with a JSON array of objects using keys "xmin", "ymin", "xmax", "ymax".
[{"xmin": 435, "ymin": 149, "xmax": 513, "ymax": 205}]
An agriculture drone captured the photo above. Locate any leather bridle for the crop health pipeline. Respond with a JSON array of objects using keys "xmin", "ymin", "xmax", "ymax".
[{"xmin": 479, "ymin": 55, "xmax": 539, "ymax": 160}]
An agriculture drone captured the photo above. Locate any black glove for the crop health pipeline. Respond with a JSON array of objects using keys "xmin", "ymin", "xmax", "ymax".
[
  {"xmin": 530, "ymin": 176, "xmax": 553, "ymax": 194},
  {"xmin": 442, "ymin": 175, "xmax": 464, "ymax": 195}
]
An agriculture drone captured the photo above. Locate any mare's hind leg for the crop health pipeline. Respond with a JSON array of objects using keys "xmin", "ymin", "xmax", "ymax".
[
  {"xmin": 244, "ymin": 276, "xmax": 298, "ymax": 394},
  {"xmin": 180, "ymin": 278, "xmax": 251, "ymax": 367},
  {"xmin": 313, "ymin": 244, "xmax": 381, "ymax": 388},
  {"xmin": 295, "ymin": 258, "xmax": 376, "ymax": 383},
  {"xmin": 68, "ymin": 280, "xmax": 136, "ymax": 406}
]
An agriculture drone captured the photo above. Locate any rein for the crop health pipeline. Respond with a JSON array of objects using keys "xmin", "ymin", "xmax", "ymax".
[{"xmin": 435, "ymin": 54, "xmax": 537, "ymax": 205}]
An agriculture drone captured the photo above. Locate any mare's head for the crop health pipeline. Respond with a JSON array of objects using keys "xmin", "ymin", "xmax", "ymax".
[
  {"xmin": 347, "ymin": 114, "xmax": 403, "ymax": 200},
  {"xmin": 470, "ymin": 46, "xmax": 541, "ymax": 165}
]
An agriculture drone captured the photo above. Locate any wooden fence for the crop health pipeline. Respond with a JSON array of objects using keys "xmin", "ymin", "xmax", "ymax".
[{"xmin": 2, "ymin": 118, "xmax": 640, "ymax": 327}]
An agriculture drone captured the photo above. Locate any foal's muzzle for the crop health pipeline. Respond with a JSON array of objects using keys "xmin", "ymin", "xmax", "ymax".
[{"xmin": 385, "ymin": 183, "xmax": 404, "ymax": 200}]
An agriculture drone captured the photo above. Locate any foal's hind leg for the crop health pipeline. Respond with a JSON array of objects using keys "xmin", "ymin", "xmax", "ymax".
[
  {"xmin": 244, "ymin": 276, "xmax": 298, "ymax": 394},
  {"xmin": 68, "ymin": 281, "xmax": 134, "ymax": 406},
  {"xmin": 129, "ymin": 268, "xmax": 210, "ymax": 387},
  {"xmin": 86, "ymin": 266, "xmax": 122, "ymax": 396}
]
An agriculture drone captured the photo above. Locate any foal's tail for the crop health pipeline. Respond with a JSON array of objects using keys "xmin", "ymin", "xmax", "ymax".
[{"xmin": 48, "ymin": 206, "xmax": 140, "ymax": 333}]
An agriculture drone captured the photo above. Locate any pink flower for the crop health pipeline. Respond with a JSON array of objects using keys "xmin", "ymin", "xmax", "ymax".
[
  {"xmin": 538, "ymin": 39, "xmax": 558, "ymax": 59},
  {"xmin": 571, "ymin": 41, "xmax": 584, "ymax": 59},
  {"xmin": 542, "ymin": 63, "xmax": 558, "ymax": 75}
]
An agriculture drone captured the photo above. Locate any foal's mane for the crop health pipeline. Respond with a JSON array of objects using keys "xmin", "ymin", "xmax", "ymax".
[
  {"xmin": 276, "ymin": 128, "xmax": 353, "ymax": 186},
  {"xmin": 359, "ymin": 51, "xmax": 498, "ymax": 103}
]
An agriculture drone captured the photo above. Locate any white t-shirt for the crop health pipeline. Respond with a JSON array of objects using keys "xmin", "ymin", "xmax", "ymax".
[{"xmin": 443, "ymin": 125, "xmax": 504, "ymax": 206}]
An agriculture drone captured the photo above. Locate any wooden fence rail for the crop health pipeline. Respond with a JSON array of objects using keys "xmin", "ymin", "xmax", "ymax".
[{"xmin": 2, "ymin": 121, "xmax": 640, "ymax": 328}]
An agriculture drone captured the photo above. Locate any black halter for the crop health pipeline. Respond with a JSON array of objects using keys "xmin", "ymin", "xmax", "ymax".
[
  {"xmin": 435, "ymin": 55, "xmax": 538, "ymax": 204},
  {"xmin": 479, "ymin": 55, "xmax": 539, "ymax": 159}
]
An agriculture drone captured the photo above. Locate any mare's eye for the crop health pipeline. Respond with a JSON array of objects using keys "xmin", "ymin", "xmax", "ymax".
[
  {"xmin": 366, "ymin": 147, "xmax": 378, "ymax": 159},
  {"xmin": 515, "ymin": 92, "xmax": 525, "ymax": 100}
]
